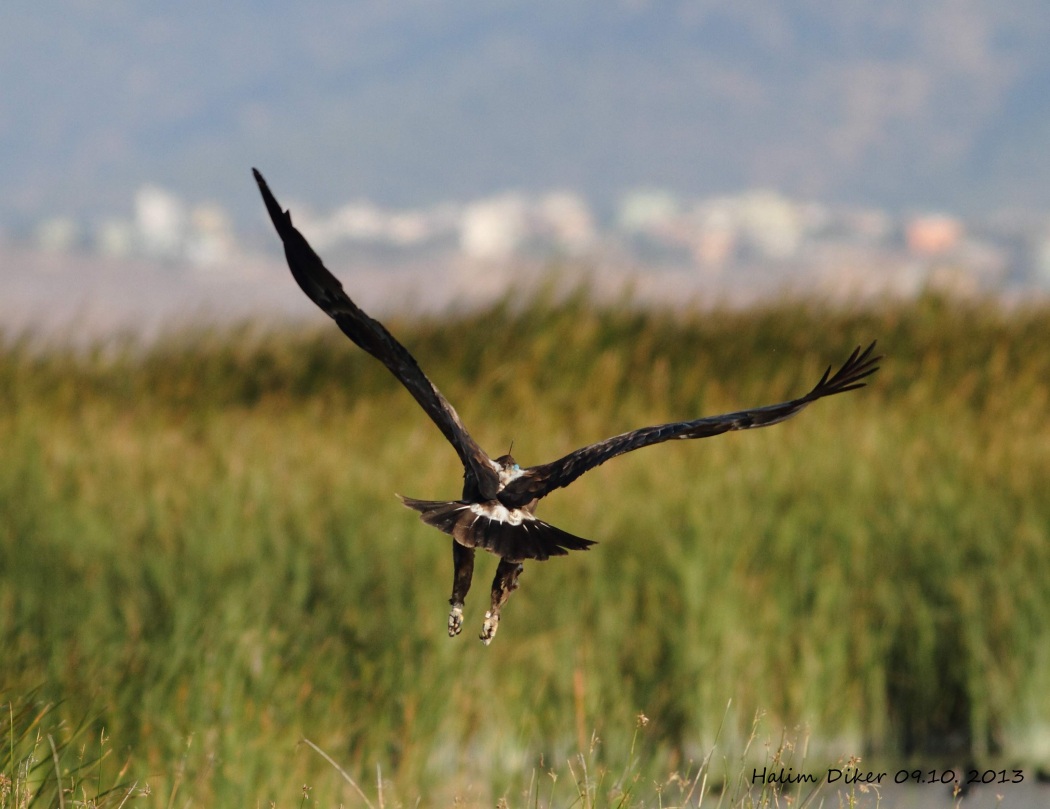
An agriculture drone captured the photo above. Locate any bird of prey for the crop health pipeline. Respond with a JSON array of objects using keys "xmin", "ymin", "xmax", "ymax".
[{"xmin": 253, "ymin": 168, "xmax": 880, "ymax": 645}]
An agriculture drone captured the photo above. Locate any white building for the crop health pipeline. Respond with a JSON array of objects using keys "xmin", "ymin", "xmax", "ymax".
[
  {"xmin": 185, "ymin": 202, "xmax": 236, "ymax": 268},
  {"xmin": 536, "ymin": 191, "xmax": 597, "ymax": 254},
  {"xmin": 135, "ymin": 185, "xmax": 187, "ymax": 260},
  {"xmin": 459, "ymin": 194, "xmax": 529, "ymax": 260}
]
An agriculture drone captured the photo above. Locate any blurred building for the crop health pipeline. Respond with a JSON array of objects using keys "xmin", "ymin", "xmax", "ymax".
[
  {"xmin": 617, "ymin": 189, "xmax": 679, "ymax": 234},
  {"xmin": 34, "ymin": 217, "xmax": 81, "ymax": 253},
  {"xmin": 905, "ymin": 214, "xmax": 963, "ymax": 256},
  {"xmin": 733, "ymin": 189, "xmax": 805, "ymax": 260},
  {"xmin": 94, "ymin": 218, "xmax": 136, "ymax": 258},
  {"xmin": 185, "ymin": 202, "xmax": 237, "ymax": 268},
  {"xmin": 135, "ymin": 185, "xmax": 187, "ymax": 260},
  {"xmin": 535, "ymin": 191, "xmax": 597, "ymax": 255},
  {"xmin": 459, "ymin": 194, "xmax": 529, "ymax": 260}
]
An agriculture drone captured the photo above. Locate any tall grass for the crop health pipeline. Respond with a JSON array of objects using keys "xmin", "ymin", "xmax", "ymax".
[{"xmin": 2, "ymin": 292, "xmax": 1049, "ymax": 805}]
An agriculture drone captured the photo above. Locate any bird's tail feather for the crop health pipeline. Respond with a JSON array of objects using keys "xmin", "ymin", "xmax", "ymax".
[{"xmin": 398, "ymin": 495, "xmax": 595, "ymax": 562}]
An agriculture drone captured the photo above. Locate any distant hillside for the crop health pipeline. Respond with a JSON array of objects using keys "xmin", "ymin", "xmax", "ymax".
[{"xmin": 2, "ymin": 1, "xmax": 1049, "ymax": 224}]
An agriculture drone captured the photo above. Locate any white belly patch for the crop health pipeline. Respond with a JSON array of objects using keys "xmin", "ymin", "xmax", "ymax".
[{"xmin": 470, "ymin": 502, "xmax": 531, "ymax": 525}]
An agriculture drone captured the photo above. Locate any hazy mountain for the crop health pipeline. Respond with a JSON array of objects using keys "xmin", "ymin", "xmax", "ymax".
[{"xmin": 3, "ymin": 1, "xmax": 1049, "ymax": 227}]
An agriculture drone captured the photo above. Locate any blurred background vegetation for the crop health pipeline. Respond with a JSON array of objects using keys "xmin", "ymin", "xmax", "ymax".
[{"xmin": 2, "ymin": 292, "xmax": 1049, "ymax": 806}]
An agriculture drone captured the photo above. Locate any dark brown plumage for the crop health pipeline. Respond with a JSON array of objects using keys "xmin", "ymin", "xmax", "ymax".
[{"xmin": 253, "ymin": 168, "xmax": 881, "ymax": 644}]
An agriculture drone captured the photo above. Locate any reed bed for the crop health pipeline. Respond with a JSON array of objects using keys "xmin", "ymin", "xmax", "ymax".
[{"xmin": 2, "ymin": 292, "xmax": 1048, "ymax": 806}]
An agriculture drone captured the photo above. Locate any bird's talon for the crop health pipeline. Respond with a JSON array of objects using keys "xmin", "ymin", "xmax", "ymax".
[
  {"xmin": 448, "ymin": 605, "xmax": 464, "ymax": 637},
  {"xmin": 480, "ymin": 611, "xmax": 499, "ymax": 645}
]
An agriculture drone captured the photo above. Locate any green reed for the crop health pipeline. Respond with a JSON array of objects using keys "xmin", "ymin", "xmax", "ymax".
[{"xmin": 1, "ymin": 292, "xmax": 1048, "ymax": 805}]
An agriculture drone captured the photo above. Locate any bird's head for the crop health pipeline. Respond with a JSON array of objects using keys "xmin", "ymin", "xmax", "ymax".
[
  {"xmin": 494, "ymin": 453, "xmax": 522, "ymax": 486},
  {"xmin": 495, "ymin": 454, "xmax": 520, "ymax": 473}
]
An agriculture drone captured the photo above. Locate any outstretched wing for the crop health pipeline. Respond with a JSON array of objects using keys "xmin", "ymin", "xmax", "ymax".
[
  {"xmin": 499, "ymin": 342, "xmax": 880, "ymax": 507},
  {"xmin": 254, "ymin": 168, "xmax": 500, "ymax": 499}
]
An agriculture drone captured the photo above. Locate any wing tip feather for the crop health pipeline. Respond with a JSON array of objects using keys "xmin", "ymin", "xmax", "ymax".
[{"xmin": 809, "ymin": 339, "xmax": 882, "ymax": 399}]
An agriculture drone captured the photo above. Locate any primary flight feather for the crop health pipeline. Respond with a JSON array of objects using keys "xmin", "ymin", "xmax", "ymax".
[{"xmin": 253, "ymin": 168, "xmax": 880, "ymax": 645}]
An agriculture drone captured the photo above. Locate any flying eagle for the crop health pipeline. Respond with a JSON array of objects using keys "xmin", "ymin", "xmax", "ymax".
[{"xmin": 253, "ymin": 168, "xmax": 880, "ymax": 645}]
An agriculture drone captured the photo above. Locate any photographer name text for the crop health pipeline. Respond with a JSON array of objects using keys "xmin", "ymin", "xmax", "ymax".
[{"xmin": 752, "ymin": 766, "xmax": 1025, "ymax": 787}]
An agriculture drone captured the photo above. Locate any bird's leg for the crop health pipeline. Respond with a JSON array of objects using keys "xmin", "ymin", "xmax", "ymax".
[
  {"xmin": 448, "ymin": 541, "xmax": 475, "ymax": 637},
  {"xmin": 480, "ymin": 559, "xmax": 524, "ymax": 645}
]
